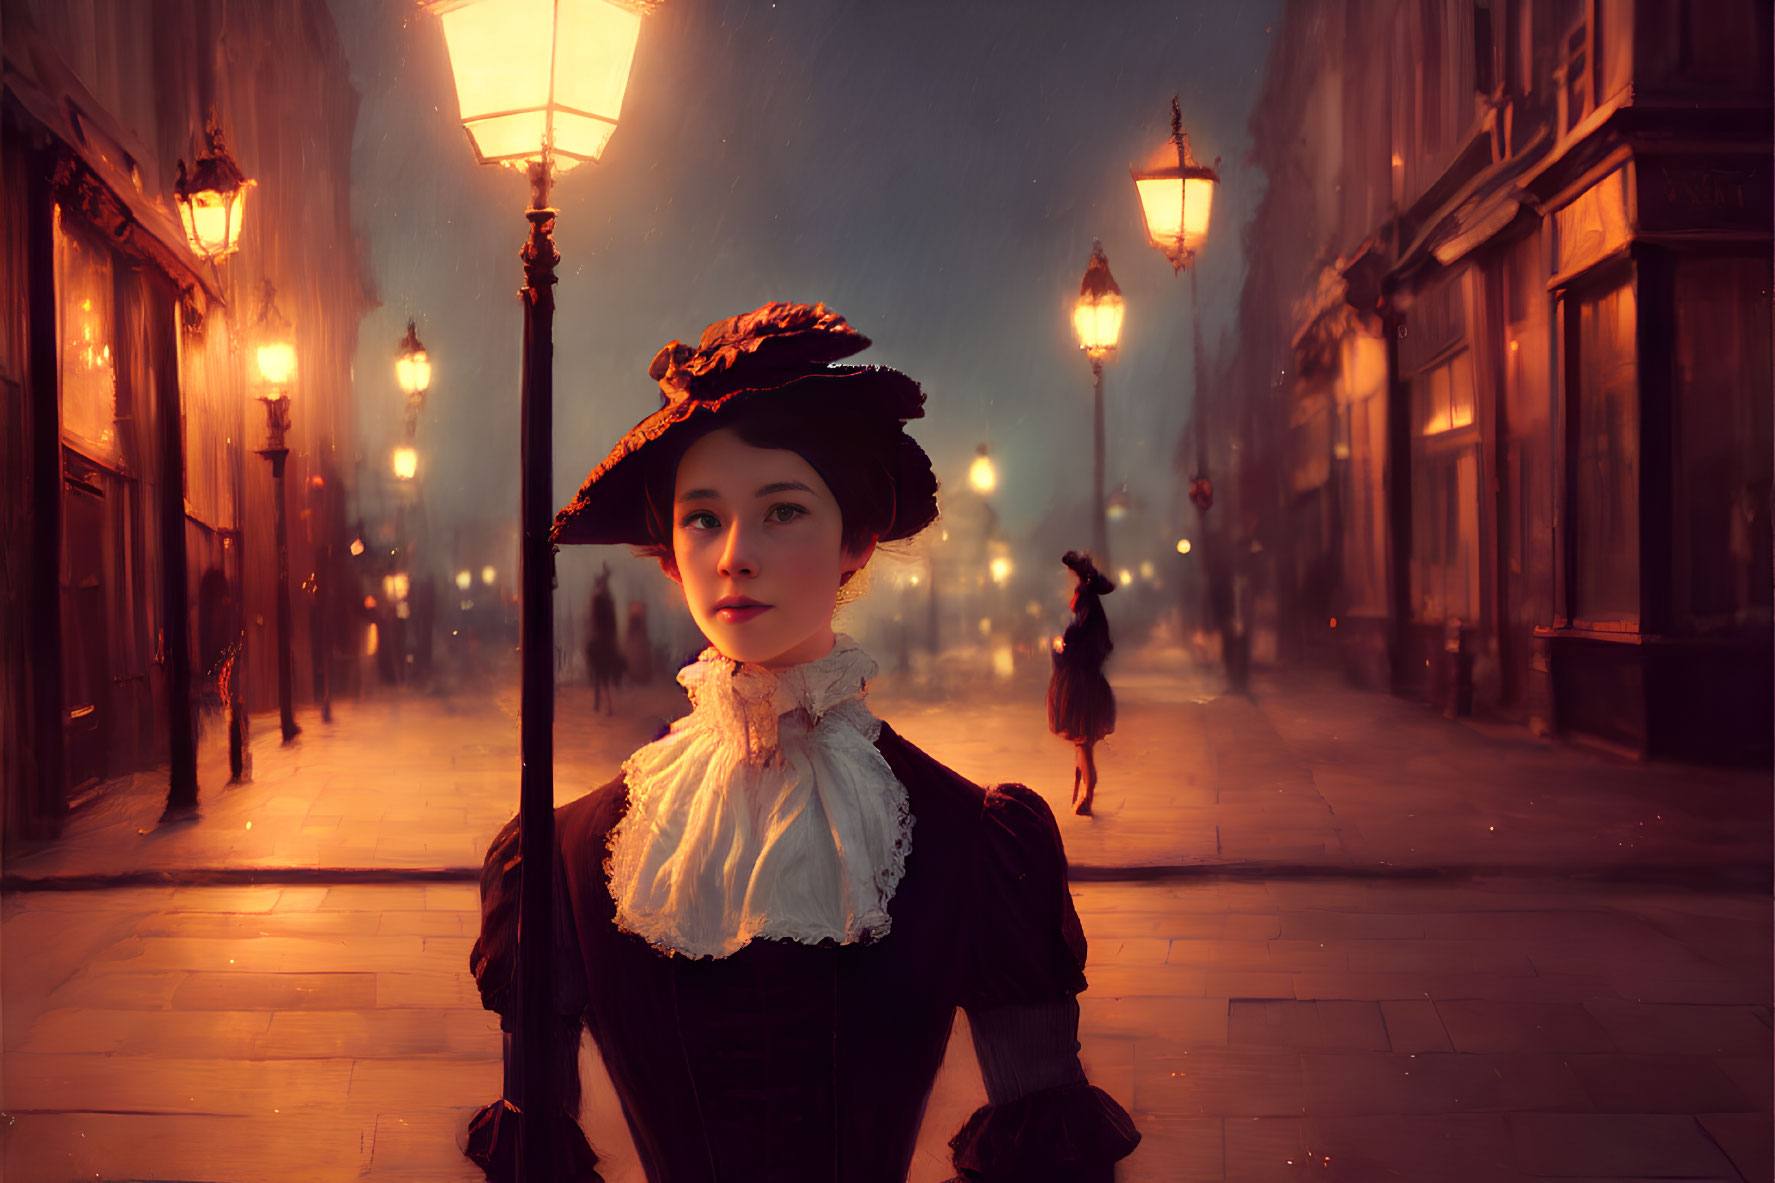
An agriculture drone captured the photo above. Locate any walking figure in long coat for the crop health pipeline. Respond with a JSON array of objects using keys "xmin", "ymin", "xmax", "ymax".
[
  {"xmin": 1047, "ymin": 550, "xmax": 1116, "ymax": 816},
  {"xmin": 585, "ymin": 566, "xmax": 623, "ymax": 715}
]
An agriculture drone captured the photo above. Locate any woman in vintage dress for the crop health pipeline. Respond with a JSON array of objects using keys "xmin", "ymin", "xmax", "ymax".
[
  {"xmin": 1046, "ymin": 552, "xmax": 1116, "ymax": 817},
  {"xmin": 465, "ymin": 303, "xmax": 1138, "ymax": 1182}
]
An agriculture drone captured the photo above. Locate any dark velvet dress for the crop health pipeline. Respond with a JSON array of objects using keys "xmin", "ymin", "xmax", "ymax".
[
  {"xmin": 1046, "ymin": 603, "xmax": 1116, "ymax": 744},
  {"xmin": 466, "ymin": 720, "xmax": 1139, "ymax": 1182}
]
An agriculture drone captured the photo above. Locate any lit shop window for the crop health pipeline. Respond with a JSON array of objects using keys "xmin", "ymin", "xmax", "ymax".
[
  {"xmin": 1414, "ymin": 350, "xmax": 1475, "ymax": 437},
  {"xmin": 54, "ymin": 207, "xmax": 118, "ymax": 459}
]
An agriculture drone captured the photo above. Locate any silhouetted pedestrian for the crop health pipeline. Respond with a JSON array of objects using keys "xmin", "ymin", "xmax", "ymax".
[{"xmin": 1047, "ymin": 550, "xmax": 1116, "ymax": 816}]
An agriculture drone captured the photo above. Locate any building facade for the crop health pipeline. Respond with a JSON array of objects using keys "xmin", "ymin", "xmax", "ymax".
[
  {"xmin": 1225, "ymin": 0, "xmax": 1770, "ymax": 761},
  {"xmin": 1, "ymin": 0, "xmax": 370, "ymax": 846}
]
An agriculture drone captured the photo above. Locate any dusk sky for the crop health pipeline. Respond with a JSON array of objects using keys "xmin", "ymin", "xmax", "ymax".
[{"xmin": 326, "ymin": 0, "xmax": 1281, "ymax": 592}]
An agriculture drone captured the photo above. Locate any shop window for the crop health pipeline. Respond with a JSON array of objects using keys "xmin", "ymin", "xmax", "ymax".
[
  {"xmin": 1571, "ymin": 277, "xmax": 1639, "ymax": 625},
  {"xmin": 1342, "ymin": 395, "xmax": 1389, "ymax": 616},
  {"xmin": 1414, "ymin": 350, "xmax": 1476, "ymax": 436},
  {"xmin": 1411, "ymin": 447, "xmax": 1481, "ymax": 623},
  {"xmin": 53, "ymin": 208, "xmax": 118, "ymax": 461},
  {"xmin": 1672, "ymin": 255, "xmax": 1772, "ymax": 633}
]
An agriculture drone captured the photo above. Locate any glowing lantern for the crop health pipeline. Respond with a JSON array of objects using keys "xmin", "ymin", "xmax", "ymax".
[
  {"xmin": 174, "ymin": 123, "xmax": 254, "ymax": 260},
  {"xmin": 257, "ymin": 342, "xmax": 296, "ymax": 388},
  {"xmin": 393, "ymin": 446, "xmax": 419, "ymax": 481},
  {"xmin": 396, "ymin": 320, "xmax": 432, "ymax": 396},
  {"xmin": 431, "ymin": 0, "xmax": 647, "ymax": 171},
  {"xmin": 1073, "ymin": 241, "xmax": 1124, "ymax": 361},
  {"xmin": 1132, "ymin": 97, "xmax": 1220, "ymax": 273},
  {"xmin": 254, "ymin": 281, "xmax": 297, "ymax": 395},
  {"xmin": 968, "ymin": 444, "xmax": 997, "ymax": 495}
]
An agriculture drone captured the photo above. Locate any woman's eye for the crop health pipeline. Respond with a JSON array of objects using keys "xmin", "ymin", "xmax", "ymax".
[
  {"xmin": 767, "ymin": 503, "xmax": 805, "ymax": 524},
  {"xmin": 680, "ymin": 510, "xmax": 719, "ymax": 530}
]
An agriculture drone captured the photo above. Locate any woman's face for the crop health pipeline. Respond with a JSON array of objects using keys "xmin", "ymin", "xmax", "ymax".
[{"xmin": 665, "ymin": 426, "xmax": 874, "ymax": 669}]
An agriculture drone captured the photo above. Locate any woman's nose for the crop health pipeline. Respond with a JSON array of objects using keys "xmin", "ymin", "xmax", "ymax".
[{"xmin": 718, "ymin": 524, "xmax": 757, "ymax": 578}]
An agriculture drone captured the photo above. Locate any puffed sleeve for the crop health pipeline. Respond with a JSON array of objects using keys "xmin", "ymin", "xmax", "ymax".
[
  {"xmin": 951, "ymin": 784, "xmax": 1140, "ymax": 1182},
  {"xmin": 463, "ymin": 815, "xmax": 603, "ymax": 1182}
]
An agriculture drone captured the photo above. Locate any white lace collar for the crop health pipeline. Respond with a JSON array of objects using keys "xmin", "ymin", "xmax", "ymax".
[{"xmin": 604, "ymin": 634, "xmax": 913, "ymax": 959}]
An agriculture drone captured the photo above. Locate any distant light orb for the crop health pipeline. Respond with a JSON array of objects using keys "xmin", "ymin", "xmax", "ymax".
[
  {"xmin": 989, "ymin": 557, "xmax": 1012, "ymax": 585},
  {"xmin": 456, "ymin": 570, "xmax": 473, "ymax": 591},
  {"xmin": 1118, "ymin": 568, "xmax": 1133, "ymax": 586},
  {"xmin": 968, "ymin": 446, "xmax": 997, "ymax": 494},
  {"xmin": 1176, "ymin": 538, "xmax": 1192, "ymax": 555},
  {"xmin": 481, "ymin": 565, "xmax": 497, "ymax": 586}
]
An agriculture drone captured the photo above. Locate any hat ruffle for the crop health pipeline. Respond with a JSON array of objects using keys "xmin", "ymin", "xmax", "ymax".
[{"xmin": 649, "ymin": 302, "xmax": 870, "ymax": 406}]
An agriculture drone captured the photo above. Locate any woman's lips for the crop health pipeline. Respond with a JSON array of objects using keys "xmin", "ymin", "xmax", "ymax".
[{"xmin": 715, "ymin": 603, "xmax": 771, "ymax": 624}]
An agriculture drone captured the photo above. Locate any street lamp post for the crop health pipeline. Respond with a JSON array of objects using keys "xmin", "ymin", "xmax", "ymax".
[
  {"xmin": 254, "ymin": 295, "xmax": 301, "ymax": 745},
  {"xmin": 163, "ymin": 119, "xmax": 255, "ymax": 819},
  {"xmin": 1132, "ymin": 97, "xmax": 1220, "ymax": 662},
  {"xmin": 430, "ymin": 2, "xmax": 653, "ymax": 1176},
  {"xmin": 1073, "ymin": 240, "xmax": 1124, "ymax": 570}
]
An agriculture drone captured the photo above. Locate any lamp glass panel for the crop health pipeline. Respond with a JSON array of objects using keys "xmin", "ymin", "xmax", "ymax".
[
  {"xmin": 397, "ymin": 351, "xmax": 432, "ymax": 395},
  {"xmin": 1135, "ymin": 176, "xmax": 1183, "ymax": 246},
  {"xmin": 1072, "ymin": 294, "xmax": 1123, "ymax": 353},
  {"xmin": 439, "ymin": 0, "xmax": 553, "ymax": 122},
  {"xmin": 225, "ymin": 187, "xmax": 246, "ymax": 253},
  {"xmin": 551, "ymin": 111, "xmax": 619, "ymax": 164},
  {"xmin": 1182, "ymin": 176, "xmax": 1215, "ymax": 248},
  {"xmin": 257, "ymin": 341, "xmax": 296, "ymax": 387},
  {"xmin": 184, "ymin": 188, "xmax": 236, "ymax": 257},
  {"xmin": 465, "ymin": 111, "xmax": 550, "ymax": 163},
  {"xmin": 968, "ymin": 454, "xmax": 996, "ymax": 493},
  {"xmin": 554, "ymin": 0, "xmax": 642, "ymax": 123}
]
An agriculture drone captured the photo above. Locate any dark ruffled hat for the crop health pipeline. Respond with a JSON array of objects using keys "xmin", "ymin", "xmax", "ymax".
[
  {"xmin": 553, "ymin": 301, "xmax": 937, "ymax": 547},
  {"xmin": 1062, "ymin": 550, "xmax": 1115, "ymax": 597}
]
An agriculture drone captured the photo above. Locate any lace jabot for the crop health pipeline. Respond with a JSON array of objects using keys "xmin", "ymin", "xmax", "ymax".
[{"xmin": 605, "ymin": 634, "xmax": 914, "ymax": 959}]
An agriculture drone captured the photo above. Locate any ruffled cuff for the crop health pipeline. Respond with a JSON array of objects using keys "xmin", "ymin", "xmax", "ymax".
[
  {"xmin": 948, "ymin": 1081, "xmax": 1140, "ymax": 1182},
  {"xmin": 464, "ymin": 1098, "xmax": 604, "ymax": 1183}
]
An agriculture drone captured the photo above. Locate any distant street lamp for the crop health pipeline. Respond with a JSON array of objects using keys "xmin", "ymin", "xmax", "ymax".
[
  {"xmin": 456, "ymin": 569, "xmax": 473, "ymax": 591},
  {"xmin": 1073, "ymin": 239, "xmax": 1123, "ymax": 569},
  {"xmin": 1107, "ymin": 483, "xmax": 1132, "ymax": 522},
  {"xmin": 396, "ymin": 319, "xmax": 432, "ymax": 438},
  {"xmin": 1134, "ymin": 97, "xmax": 1220, "ymax": 659},
  {"xmin": 1131, "ymin": 96, "xmax": 1220, "ymax": 275},
  {"xmin": 430, "ymin": 2, "xmax": 655, "ymax": 1173},
  {"xmin": 174, "ymin": 120, "xmax": 254, "ymax": 261},
  {"xmin": 968, "ymin": 443, "xmax": 997, "ymax": 495},
  {"xmin": 254, "ymin": 283, "xmax": 300, "ymax": 745},
  {"xmin": 392, "ymin": 446, "xmax": 418, "ymax": 482}
]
